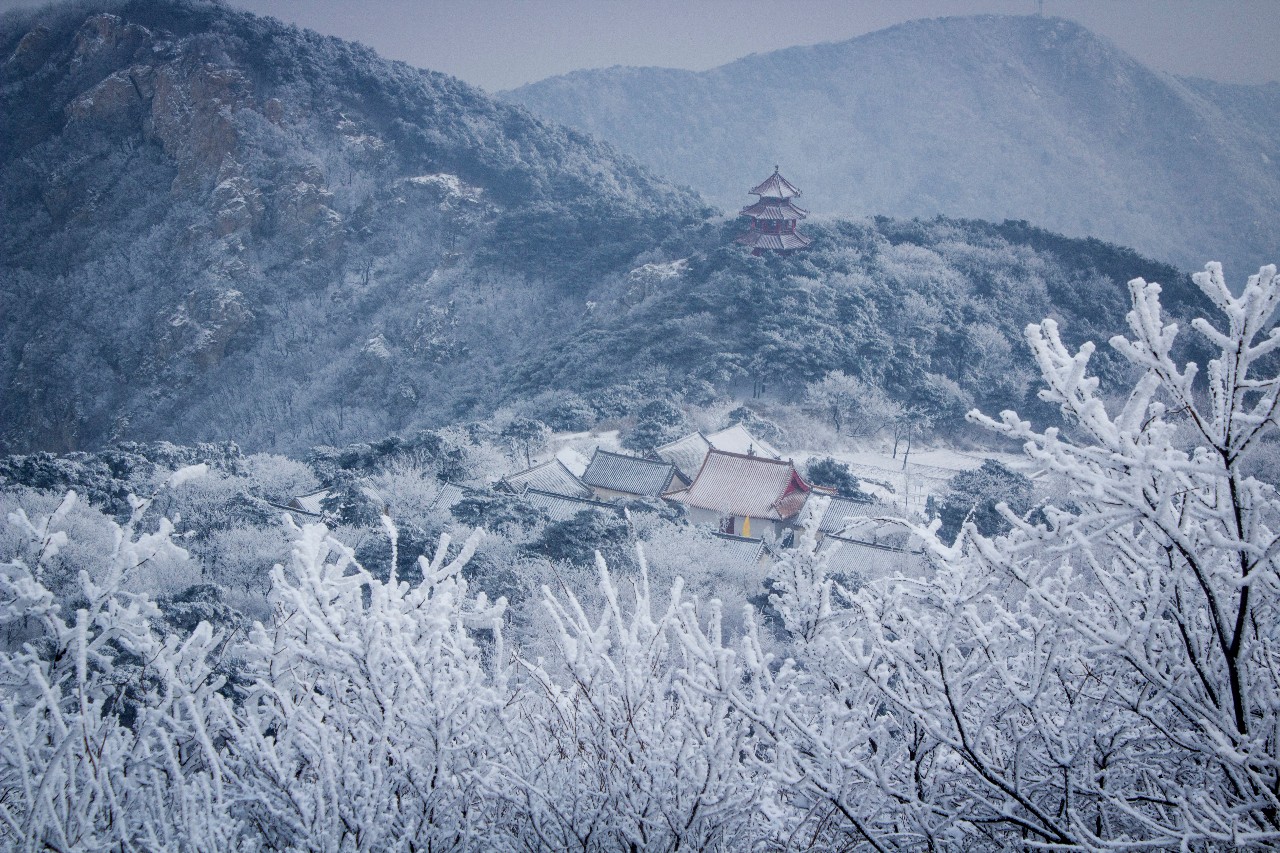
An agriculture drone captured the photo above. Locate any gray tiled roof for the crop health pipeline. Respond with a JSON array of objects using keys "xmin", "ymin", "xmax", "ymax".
[
  {"xmin": 523, "ymin": 489, "xmax": 623, "ymax": 522},
  {"xmin": 820, "ymin": 535, "xmax": 927, "ymax": 584},
  {"xmin": 654, "ymin": 432, "xmax": 712, "ymax": 481},
  {"xmin": 712, "ymin": 532, "xmax": 767, "ymax": 566},
  {"xmin": 818, "ymin": 496, "xmax": 885, "ymax": 534},
  {"xmin": 581, "ymin": 449, "xmax": 682, "ymax": 497},
  {"xmin": 290, "ymin": 490, "xmax": 330, "ymax": 516},
  {"xmin": 824, "ymin": 513, "xmax": 916, "ymax": 551},
  {"xmin": 499, "ymin": 459, "xmax": 592, "ymax": 498},
  {"xmin": 430, "ymin": 483, "xmax": 466, "ymax": 512}
]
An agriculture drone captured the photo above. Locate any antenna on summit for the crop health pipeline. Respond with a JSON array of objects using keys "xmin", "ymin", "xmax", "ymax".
[{"xmin": 1036, "ymin": 0, "xmax": 1044, "ymax": 15}]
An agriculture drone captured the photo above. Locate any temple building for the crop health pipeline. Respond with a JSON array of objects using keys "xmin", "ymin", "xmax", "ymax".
[
  {"xmin": 670, "ymin": 449, "xmax": 813, "ymax": 539},
  {"xmin": 736, "ymin": 166, "xmax": 811, "ymax": 255}
]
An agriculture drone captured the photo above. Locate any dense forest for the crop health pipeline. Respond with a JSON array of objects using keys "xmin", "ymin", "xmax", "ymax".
[{"xmin": 523, "ymin": 215, "xmax": 1212, "ymax": 427}]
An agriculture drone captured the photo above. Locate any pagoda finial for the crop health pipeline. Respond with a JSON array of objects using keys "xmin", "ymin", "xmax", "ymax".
[{"xmin": 774, "ymin": 164, "xmax": 779, "ymax": 173}]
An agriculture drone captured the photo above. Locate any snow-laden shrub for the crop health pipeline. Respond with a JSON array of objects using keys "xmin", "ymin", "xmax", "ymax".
[
  {"xmin": 0, "ymin": 490, "xmax": 234, "ymax": 851},
  {"xmin": 225, "ymin": 517, "xmax": 510, "ymax": 849},
  {"xmin": 504, "ymin": 551, "xmax": 766, "ymax": 849}
]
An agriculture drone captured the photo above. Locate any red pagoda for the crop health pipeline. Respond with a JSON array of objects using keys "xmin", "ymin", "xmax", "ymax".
[{"xmin": 736, "ymin": 166, "xmax": 811, "ymax": 255}]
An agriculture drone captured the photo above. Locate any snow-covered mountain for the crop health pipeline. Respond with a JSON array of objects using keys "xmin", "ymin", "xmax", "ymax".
[
  {"xmin": 0, "ymin": 2, "xmax": 1214, "ymax": 456},
  {"xmin": 502, "ymin": 15, "xmax": 1280, "ymax": 273},
  {"xmin": 0, "ymin": 0, "xmax": 709, "ymax": 453}
]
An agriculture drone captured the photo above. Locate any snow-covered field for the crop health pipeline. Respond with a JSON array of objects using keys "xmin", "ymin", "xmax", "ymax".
[{"xmin": 795, "ymin": 444, "xmax": 1036, "ymax": 515}]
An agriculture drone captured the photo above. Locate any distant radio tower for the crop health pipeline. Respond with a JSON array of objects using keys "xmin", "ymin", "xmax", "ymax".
[{"xmin": 1036, "ymin": 0, "xmax": 1044, "ymax": 15}]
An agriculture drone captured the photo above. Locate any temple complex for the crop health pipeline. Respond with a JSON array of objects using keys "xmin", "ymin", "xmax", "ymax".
[{"xmin": 736, "ymin": 166, "xmax": 811, "ymax": 255}]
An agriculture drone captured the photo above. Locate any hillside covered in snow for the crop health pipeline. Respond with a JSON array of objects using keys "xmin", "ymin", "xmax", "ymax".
[
  {"xmin": 0, "ymin": 0, "xmax": 709, "ymax": 453},
  {"xmin": 0, "ymin": 2, "xmax": 1222, "ymax": 458}
]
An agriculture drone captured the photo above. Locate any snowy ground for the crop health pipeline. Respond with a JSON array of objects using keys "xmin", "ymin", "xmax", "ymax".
[{"xmin": 793, "ymin": 444, "xmax": 1033, "ymax": 516}]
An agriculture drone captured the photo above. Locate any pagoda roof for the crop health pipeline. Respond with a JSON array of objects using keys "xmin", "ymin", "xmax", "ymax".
[
  {"xmin": 740, "ymin": 198, "xmax": 809, "ymax": 220},
  {"xmin": 736, "ymin": 230, "xmax": 812, "ymax": 251},
  {"xmin": 749, "ymin": 167, "xmax": 802, "ymax": 199}
]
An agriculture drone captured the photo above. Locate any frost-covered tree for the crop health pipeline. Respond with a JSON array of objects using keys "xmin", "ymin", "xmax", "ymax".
[
  {"xmin": 504, "ymin": 552, "xmax": 764, "ymax": 849},
  {"xmin": 934, "ymin": 458, "xmax": 1033, "ymax": 542},
  {"xmin": 847, "ymin": 263, "xmax": 1280, "ymax": 847},
  {"xmin": 501, "ymin": 417, "xmax": 551, "ymax": 468},
  {"xmin": 622, "ymin": 399, "xmax": 689, "ymax": 452},
  {"xmin": 0, "ymin": 489, "xmax": 234, "ymax": 850},
  {"xmin": 764, "ymin": 497, "xmax": 845, "ymax": 646},
  {"xmin": 804, "ymin": 457, "xmax": 869, "ymax": 499},
  {"xmin": 225, "ymin": 518, "xmax": 509, "ymax": 849}
]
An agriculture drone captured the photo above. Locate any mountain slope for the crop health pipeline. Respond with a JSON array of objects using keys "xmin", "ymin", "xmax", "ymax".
[
  {"xmin": 502, "ymin": 15, "xmax": 1280, "ymax": 273},
  {"xmin": 0, "ymin": 0, "xmax": 710, "ymax": 453},
  {"xmin": 516, "ymin": 215, "xmax": 1210, "ymax": 429},
  {"xmin": 1, "ymin": 2, "xmax": 1222, "ymax": 459}
]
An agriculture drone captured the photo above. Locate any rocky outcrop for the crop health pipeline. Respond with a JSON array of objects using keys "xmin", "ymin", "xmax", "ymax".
[
  {"xmin": 65, "ymin": 65, "xmax": 153, "ymax": 132},
  {"xmin": 212, "ymin": 161, "xmax": 264, "ymax": 237},
  {"xmin": 273, "ymin": 165, "xmax": 344, "ymax": 256},
  {"xmin": 72, "ymin": 13, "xmax": 150, "ymax": 60},
  {"xmin": 5, "ymin": 25, "xmax": 52, "ymax": 75},
  {"xmin": 157, "ymin": 287, "xmax": 252, "ymax": 371},
  {"xmin": 147, "ymin": 62, "xmax": 252, "ymax": 188}
]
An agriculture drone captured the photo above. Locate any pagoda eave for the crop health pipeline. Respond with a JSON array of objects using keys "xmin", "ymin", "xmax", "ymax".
[
  {"xmin": 736, "ymin": 231, "xmax": 812, "ymax": 251},
  {"xmin": 740, "ymin": 199, "xmax": 809, "ymax": 220}
]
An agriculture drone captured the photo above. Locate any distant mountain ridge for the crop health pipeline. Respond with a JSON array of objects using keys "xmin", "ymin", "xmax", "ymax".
[{"xmin": 502, "ymin": 15, "xmax": 1280, "ymax": 273}]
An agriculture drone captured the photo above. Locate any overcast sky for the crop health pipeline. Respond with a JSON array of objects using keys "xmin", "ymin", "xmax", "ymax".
[{"xmin": 4, "ymin": 0, "xmax": 1278, "ymax": 91}]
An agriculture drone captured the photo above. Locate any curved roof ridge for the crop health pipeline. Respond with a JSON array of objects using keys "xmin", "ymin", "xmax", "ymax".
[{"xmin": 749, "ymin": 167, "xmax": 802, "ymax": 199}]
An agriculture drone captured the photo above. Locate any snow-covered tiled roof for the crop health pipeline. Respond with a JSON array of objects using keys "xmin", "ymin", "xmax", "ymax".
[
  {"xmin": 676, "ymin": 449, "xmax": 811, "ymax": 521},
  {"xmin": 818, "ymin": 496, "xmax": 884, "ymax": 535},
  {"xmin": 581, "ymin": 448, "xmax": 683, "ymax": 497},
  {"xmin": 749, "ymin": 168, "xmax": 802, "ymax": 199},
  {"xmin": 820, "ymin": 535, "xmax": 927, "ymax": 583},
  {"xmin": 706, "ymin": 424, "xmax": 782, "ymax": 460},
  {"xmin": 523, "ymin": 488, "xmax": 623, "ymax": 522},
  {"xmin": 290, "ymin": 490, "xmax": 329, "ymax": 516},
  {"xmin": 712, "ymin": 532, "xmax": 767, "ymax": 565},
  {"xmin": 499, "ymin": 459, "xmax": 592, "ymax": 499},
  {"xmin": 654, "ymin": 432, "xmax": 712, "ymax": 481},
  {"xmin": 824, "ymin": 510, "xmax": 917, "ymax": 550},
  {"xmin": 430, "ymin": 483, "xmax": 467, "ymax": 512}
]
